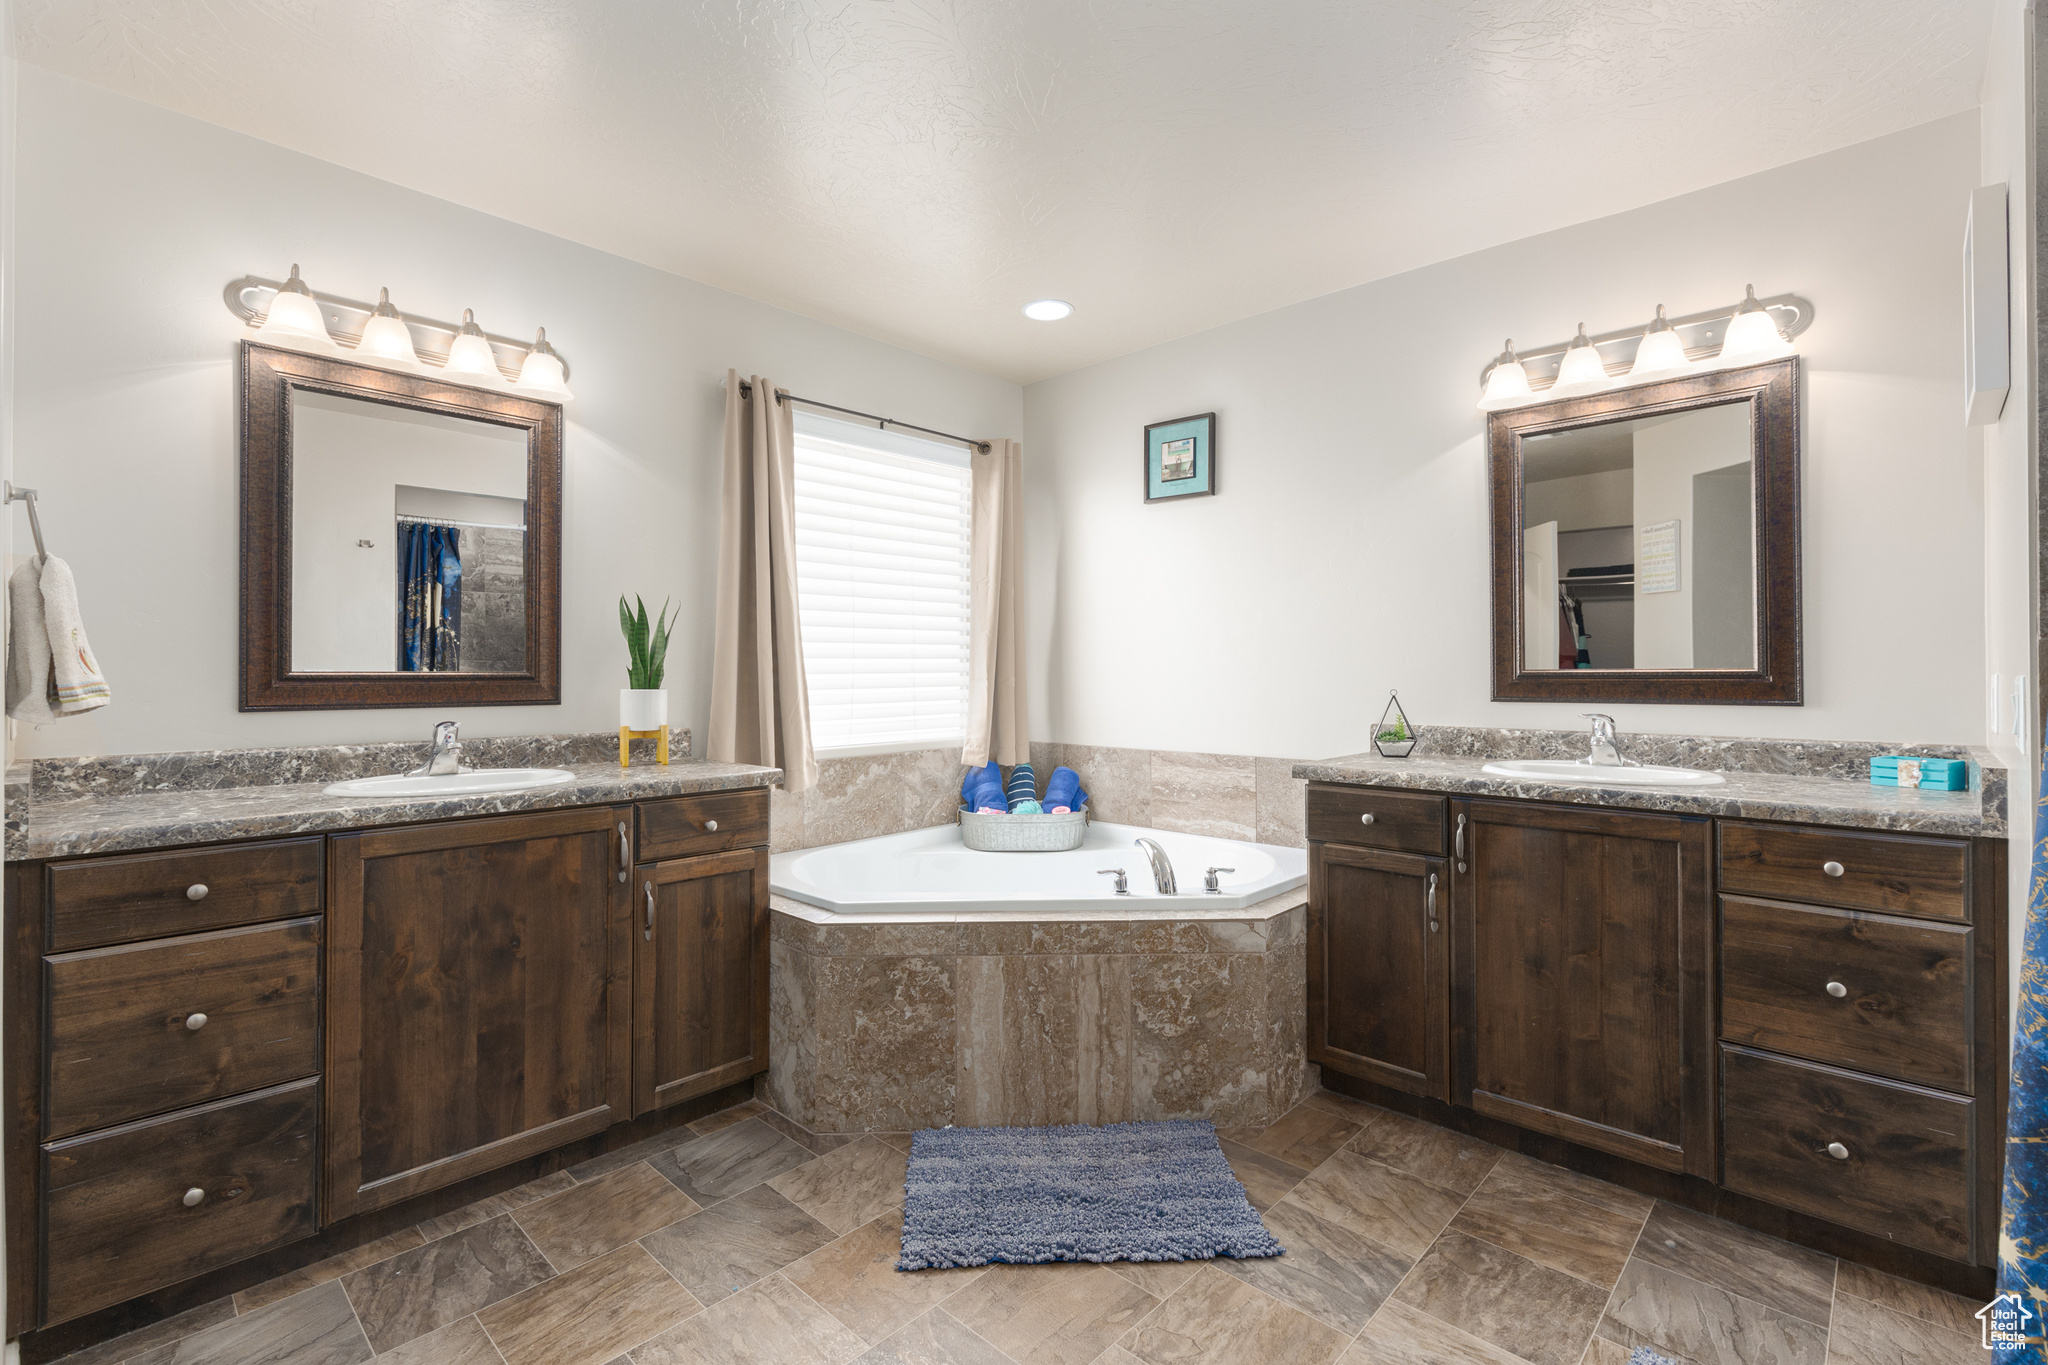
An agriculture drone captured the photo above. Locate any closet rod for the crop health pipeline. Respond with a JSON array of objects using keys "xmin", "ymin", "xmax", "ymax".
[
  {"xmin": 395, "ymin": 513, "xmax": 526, "ymax": 531},
  {"xmin": 734, "ymin": 380, "xmax": 990, "ymax": 453}
]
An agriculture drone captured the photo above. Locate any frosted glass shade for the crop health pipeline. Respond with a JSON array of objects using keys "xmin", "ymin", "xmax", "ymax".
[
  {"xmin": 253, "ymin": 268, "xmax": 335, "ymax": 351},
  {"xmin": 516, "ymin": 327, "xmax": 574, "ymax": 401},
  {"xmin": 441, "ymin": 310, "xmax": 505, "ymax": 384},
  {"xmin": 1477, "ymin": 357, "xmax": 1533, "ymax": 410},
  {"xmin": 356, "ymin": 313, "xmax": 421, "ymax": 368},
  {"xmin": 1627, "ymin": 328, "xmax": 1691, "ymax": 380},
  {"xmin": 1717, "ymin": 306, "xmax": 1790, "ymax": 364},
  {"xmin": 1548, "ymin": 327, "xmax": 1613, "ymax": 397}
]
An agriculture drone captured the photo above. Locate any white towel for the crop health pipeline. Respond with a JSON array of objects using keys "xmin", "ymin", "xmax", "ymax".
[{"xmin": 7, "ymin": 555, "xmax": 109, "ymax": 722}]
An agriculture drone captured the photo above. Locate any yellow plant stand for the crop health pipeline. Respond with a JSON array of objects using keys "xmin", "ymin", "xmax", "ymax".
[{"xmin": 620, "ymin": 726, "xmax": 670, "ymax": 768}]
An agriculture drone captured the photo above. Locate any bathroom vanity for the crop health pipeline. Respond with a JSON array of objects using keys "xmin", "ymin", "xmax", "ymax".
[
  {"xmin": 2, "ymin": 740, "xmax": 777, "ymax": 1335},
  {"xmin": 1299, "ymin": 738, "xmax": 2007, "ymax": 1289}
]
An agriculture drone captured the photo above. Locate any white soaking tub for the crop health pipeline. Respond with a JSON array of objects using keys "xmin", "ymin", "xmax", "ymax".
[{"xmin": 769, "ymin": 820, "xmax": 1307, "ymax": 917}]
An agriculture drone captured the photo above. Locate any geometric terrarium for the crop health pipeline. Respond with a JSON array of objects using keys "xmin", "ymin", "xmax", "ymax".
[{"xmin": 1372, "ymin": 690, "xmax": 1416, "ymax": 758}]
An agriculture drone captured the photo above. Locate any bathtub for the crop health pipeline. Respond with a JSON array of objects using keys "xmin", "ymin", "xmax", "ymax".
[{"xmin": 769, "ymin": 820, "xmax": 1307, "ymax": 916}]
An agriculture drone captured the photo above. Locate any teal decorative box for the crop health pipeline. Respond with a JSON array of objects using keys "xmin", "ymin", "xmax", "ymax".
[{"xmin": 1870, "ymin": 756, "xmax": 1967, "ymax": 790}]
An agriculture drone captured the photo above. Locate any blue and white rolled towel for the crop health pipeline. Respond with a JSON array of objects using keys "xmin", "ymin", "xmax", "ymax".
[{"xmin": 1005, "ymin": 763, "xmax": 1043, "ymax": 814}]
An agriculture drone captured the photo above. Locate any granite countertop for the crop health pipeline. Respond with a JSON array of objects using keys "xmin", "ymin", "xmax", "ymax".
[
  {"xmin": 1293, "ymin": 747, "xmax": 2006, "ymax": 837},
  {"xmin": 6, "ymin": 731, "xmax": 781, "ymax": 861}
]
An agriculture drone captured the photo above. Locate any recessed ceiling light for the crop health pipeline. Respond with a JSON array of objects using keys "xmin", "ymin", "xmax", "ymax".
[{"xmin": 1023, "ymin": 299, "xmax": 1073, "ymax": 321}]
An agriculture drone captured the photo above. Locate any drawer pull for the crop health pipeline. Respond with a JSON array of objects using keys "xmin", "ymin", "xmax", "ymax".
[
  {"xmin": 1825, "ymin": 981, "xmax": 1848, "ymax": 999},
  {"xmin": 184, "ymin": 1012, "xmax": 208, "ymax": 1031},
  {"xmin": 705, "ymin": 819, "xmax": 719, "ymax": 832},
  {"xmin": 185, "ymin": 883, "xmax": 208, "ymax": 902},
  {"xmin": 617, "ymin": 822, "xmax": 629, "ymax": 885},
  {"xmin": 1823, "ymin": 861, "xmax": 1845, "ymax": 877},
  {"xmin": 645, "ymin": 882, "xmax": 656, "ymax": 941},
  {"xmin": 181, "ymin": 1187, "xmax": 206, "ymax": 1208},
  {"xmin": 1826, "ymin": 1141, "xmax": 1850, "ymax": 1160},
  {"xmin": 1425, "ymin": 872, "xmax": 1438, "ymax": 932},
  {"xmin": 1360, "ymin": 813, "xmax": 1375, "ymax": 826}
]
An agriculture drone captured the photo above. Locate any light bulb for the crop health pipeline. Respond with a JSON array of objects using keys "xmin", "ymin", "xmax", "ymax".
[
  {"xmin": 253, "ymin": 264, "xmax": 336, "ymax": 350},
  {"xmin": 515, "ymin": 327, "xmax": 574, "ymax": 402},
  {"xmin": 354, "ymin": 288, "xmax": 421, "ymax": 369},
  {"xmin": 1717, "ymin": 284, "xmax": 1791, "ymax": 365},
  {"xmin": 441, "ymin": 309, "xmax": 504, "ymax": 384},
  {"xmin": 1549, "ymin": 324, "xmax": 1614, "ymax": 396},
  {"xmin": 1627, "ymin": 305, "xmax": 1692, "ymax": 381},
  {"xmin": 1477, "ymin": 340, "xmax": 1534, "ymax": 411}
]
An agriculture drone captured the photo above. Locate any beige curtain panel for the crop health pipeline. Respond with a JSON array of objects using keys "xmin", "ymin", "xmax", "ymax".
[
  {"xmin": 707, "ymin": 370, "xmax": 819, "ymax": 793},
  {"xmin": 963, "ymin": 438, "xmax": 1030, "ymax": 768}
]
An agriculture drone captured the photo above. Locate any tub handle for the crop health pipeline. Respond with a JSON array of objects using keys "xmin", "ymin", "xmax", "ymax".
[
  {"xmin": 1204, "ymin": 867, "xmax": 1236, "ymax": 894},
  {"xmin": 1098, "ymin": 868, "xmax": 1130, "ymax": 895}
]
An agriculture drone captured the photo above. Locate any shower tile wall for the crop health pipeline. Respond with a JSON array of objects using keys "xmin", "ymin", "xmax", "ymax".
[
  {"xmin": 769, "ymin": 745, "xmax": 1311, "ymax": 852},
  {"xmin": 458, "ymin": 525, "xmax": 527, "ymax": 672}
]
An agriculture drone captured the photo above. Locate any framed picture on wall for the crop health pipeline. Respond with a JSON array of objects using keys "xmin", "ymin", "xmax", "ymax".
[{"xmin": 1144, "ymin": 412, "xmax": 1216, "ymax": 503}]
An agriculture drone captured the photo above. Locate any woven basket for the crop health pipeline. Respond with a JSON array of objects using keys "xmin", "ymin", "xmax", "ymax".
[{"xmin": 957, "ymin": 805, "xmax": 1089, "ymax": 852}]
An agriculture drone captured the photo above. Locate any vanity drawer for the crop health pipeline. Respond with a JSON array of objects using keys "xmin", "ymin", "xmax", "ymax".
[
  {"xmin": 1305, "ymin": 785, "xmax": 1445, "ymax": 855},
  {"xmin": 41, "ymin": 1078, "xmax": 319, "ymax": 1326},
  {"xmin": 1718, "ymin": 822, "xmax": 1968, "ymax": 922},
  {"xmin": 46, "ymin": 837, "xmax": 325, "ymax": 952},
  {"xmin": 1720, "ymin": 1045, "xmax": 1972, "ymax": 1262},
  {"xmin": 638, "ymin": 787, "xmax": 771, "ymax": 860},
  {"xmin": 44, "ymin": 918, "xmax": 323, "ymax": 1140},
  {"xmin": 1720, "ymin": 896, "xmax": 1970, "ymax": 1091}
]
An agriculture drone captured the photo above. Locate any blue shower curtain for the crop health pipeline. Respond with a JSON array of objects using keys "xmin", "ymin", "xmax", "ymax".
[
  {"xmin": 1999, "ymin": 732, "xmax": 2048, "ymax": 1359},
  {"xmin": 400, "ymin": 522, "xmax": 462, "ymax": 671}
]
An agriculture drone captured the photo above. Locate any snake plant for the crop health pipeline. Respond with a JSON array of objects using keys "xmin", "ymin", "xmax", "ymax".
[{"xmin": 618, "ymin": 594, "xmax": 675, "ymax": 690}]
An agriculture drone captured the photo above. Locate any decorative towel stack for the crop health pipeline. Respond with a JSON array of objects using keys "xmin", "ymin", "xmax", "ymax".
[
  {"xmin": 959, "ymin": 761, "xmax": 1089, "ymax": 816},
  {"xmin": 5, "ymin": 555, "xmax": 110, "ymax": 723}
]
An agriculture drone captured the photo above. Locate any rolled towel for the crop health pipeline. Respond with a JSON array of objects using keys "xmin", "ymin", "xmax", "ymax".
[
  {"xmin": 961, "ymin": 761, "xmax": 1006, "ymax": 813},
  {"xmin": 1006, "ymin": 763, "xmax": 1042, "ymax": 814},
  {"xmin": 1043, "ymin": 766, "xmax": 1089, "ymax": 814}
]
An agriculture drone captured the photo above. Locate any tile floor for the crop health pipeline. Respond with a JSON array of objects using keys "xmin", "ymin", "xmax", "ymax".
[{"xmin": 53, "ymin": 1092, "xmax": 1986, "ymax": 1365}]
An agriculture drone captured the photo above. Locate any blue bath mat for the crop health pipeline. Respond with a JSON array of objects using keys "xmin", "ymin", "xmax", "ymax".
[{"xmin": 896, "ymin": 1119, "xmax": 1285, "ymax": 1270}]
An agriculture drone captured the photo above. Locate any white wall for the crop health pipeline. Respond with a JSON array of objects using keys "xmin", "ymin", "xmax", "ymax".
[
  {"xmin": 1024, "ymin": 112, "xmax": 1988, "ymax": 756},
  {"xmin": 1630, "ymin": 403, "xmax": 1752, "ymax": 670},
  {"xmin": 8, "ymin": 66, "xmax": 1021, "ymax": 759},
  {"xmin": 1977, "ymin": 0, "xmax": 2037, "ymax": 1018},
  {"xmin": 291, "ymin": 394, "xmax": 528, "ymax": 672}
]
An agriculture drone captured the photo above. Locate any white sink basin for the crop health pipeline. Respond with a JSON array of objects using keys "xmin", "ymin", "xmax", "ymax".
[
  {"xmin": 323, "ymin": 768, "xmax": 577, "ymax": 799},
  {"xmin": 1480, "ymin": 759, "xmax": 1726, "ymax": 787}
]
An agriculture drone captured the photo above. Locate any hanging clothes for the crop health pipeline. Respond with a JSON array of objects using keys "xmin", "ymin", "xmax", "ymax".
[
  {"xmin": 1997, "ymin": 732, "xmax": 2048, "ymax": 1356},
  {"xmin": 400, "ymin": 522, "xmax": 462, "ymax": 671}
]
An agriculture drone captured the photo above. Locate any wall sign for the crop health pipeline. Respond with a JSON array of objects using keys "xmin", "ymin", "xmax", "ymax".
[{"xmin": 1639, "ymin": 519, "xmax": 1680, "ymax": 594}]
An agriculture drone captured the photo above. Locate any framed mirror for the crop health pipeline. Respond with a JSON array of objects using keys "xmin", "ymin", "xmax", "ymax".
[
  {"xmin": 1489, "ymin": 357, "xmax": 1800, "ymax": 705},
  {"xmin": 239, "ymin": 342, "xmax": 562, "ymax": 710}
]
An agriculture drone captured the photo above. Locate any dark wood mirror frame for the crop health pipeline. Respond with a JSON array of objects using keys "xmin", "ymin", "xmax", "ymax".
[
  {"xmin": 239, "ymin": 341, "xmax": 563, "ymax": 711},
  {"xmin": 1489, "ymin": 356, "xmax": 1800, "ymax": 705}
]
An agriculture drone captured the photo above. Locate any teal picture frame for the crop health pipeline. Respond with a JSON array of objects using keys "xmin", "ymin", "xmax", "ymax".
[{"xmin": 1144, "ymin": 412, "xmax": 1216, "ymax": 503}]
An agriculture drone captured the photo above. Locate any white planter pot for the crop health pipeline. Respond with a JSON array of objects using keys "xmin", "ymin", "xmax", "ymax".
[{"xmin": 620, "ymin": 688, "xmax": 668, "ymax": 732}]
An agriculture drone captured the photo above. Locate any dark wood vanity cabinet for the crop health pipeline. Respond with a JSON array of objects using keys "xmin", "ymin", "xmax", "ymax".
[
  {"xmin": 8, "ymin": 783, "xmax": 776, "ymax": 1335},
  {"xmin": 324, "ymin": 806, "xmax": 635, "ymax": 1220},
  {"xmin": 633, "ymin": 846, "xmax": 771, "ymax": 1114},
  {"xmin": 1308, "ymin": 783, "xmax": 2007, "ymax": 1274}
]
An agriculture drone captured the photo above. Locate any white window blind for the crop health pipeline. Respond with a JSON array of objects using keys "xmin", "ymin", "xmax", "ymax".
[{"xmin": 793, "ymin": 410, "xmax": 973, "ymax": 753}]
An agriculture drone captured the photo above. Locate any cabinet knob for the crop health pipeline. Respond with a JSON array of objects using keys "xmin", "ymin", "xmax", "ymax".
[
  {"xmin": 185, "ymin": 883, "xmax": 208, "ymax": 901},
  {"xmin": 1825, "ymin": 981, "xmax": 1847, "ymax": 999},
  {"xmin": 1822, "ymin": 861, "xmax": 1845, "ymax": 878},
  {"xmin": 705, "ymin": 819, "xmax": 719, "ymax": 832},
  {"xmin": 184, "ymin": 1012, "xmax": 208, "ymax": 1031},
  {"xmin": 1826, "ymin": 1141, "xmax": 1850, "ymax": 1160},
  {"xmin": 1359, "ymin": 813, "xmax": 1375, "ymax": 826},
  {"xmin": 181, "ymin": 1187, "xmax": 206, "ymax": 1208}
]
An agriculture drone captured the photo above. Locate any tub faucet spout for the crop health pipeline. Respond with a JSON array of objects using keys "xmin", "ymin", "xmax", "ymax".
[{"xmin": 1134, "ymin": 837, "xmax": 1177, "ymax": 894}]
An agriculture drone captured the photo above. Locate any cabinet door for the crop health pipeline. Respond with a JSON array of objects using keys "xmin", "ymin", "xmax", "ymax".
[
  {"xmin": 1308, "ymin": 842, "xmax": 1448, "ymax": 1100},
  {"xmin": 1458, "ymin": 799, "xmax": 1713, "ymax": 1178},
  {"xmin": 633, "ymin": 848, "xmax": 769, "ymax": 1115},
  {"xmin": 326, "ymin": 808, "xmax": 632, "ymax": 1219}
]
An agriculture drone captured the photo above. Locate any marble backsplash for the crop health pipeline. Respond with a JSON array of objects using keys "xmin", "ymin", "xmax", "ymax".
[
  {"xmin": 1410, "ymin": 726, "xmax": 1978, "ymax": 780},
  {"xmin": 23, "ymin": 728, "xmax": 693, "ymax": 800}
]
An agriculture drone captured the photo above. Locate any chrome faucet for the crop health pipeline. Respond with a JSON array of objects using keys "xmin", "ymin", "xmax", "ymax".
[
  {"xmin": 1581, "ymin": 713, "xmax": 1635, "ymax": 768},
  {"xmin": 410, "ymin": 720, "xmax": 465, "ymax": 777},
  {"xmin": 1134, "ymin": 837, "xmax": 1178, "ymax": 894}
]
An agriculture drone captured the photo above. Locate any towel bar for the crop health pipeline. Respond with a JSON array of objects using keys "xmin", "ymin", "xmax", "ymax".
[{"xmin": 6, "ymin": 481, "xmax": 47, "ymax": 559}]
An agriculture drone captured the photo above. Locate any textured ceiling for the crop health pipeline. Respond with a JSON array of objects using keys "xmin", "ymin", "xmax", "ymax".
[{"xmin": 17, "ymin": 0, "xmax": 1992, "ymax": 382}]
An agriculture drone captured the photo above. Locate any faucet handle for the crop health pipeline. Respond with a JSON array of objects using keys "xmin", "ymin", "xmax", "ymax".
[
  {"xmin": 1097, "ymin": 868, "xmax": 1129, "ymax": 895},
  {"xmin": 1204, "ymin": 866, "xmax": 1237, "ymax": 893},
  {"xmin": 433, "ymin": 719, "xmax": 461, "ymax": 742}
]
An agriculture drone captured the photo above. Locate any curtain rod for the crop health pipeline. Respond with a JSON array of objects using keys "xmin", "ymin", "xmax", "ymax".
[{"xmin": 735, "ymin": 380, "xmax": 990, "ymax": 453}]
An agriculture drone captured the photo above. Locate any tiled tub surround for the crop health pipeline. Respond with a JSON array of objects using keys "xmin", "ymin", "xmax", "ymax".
[
  {"xmin": 766, "ymin": 890, "xmax": 1312, "ymax": 1133},
  {"xmin": 1297, "ymin": 727, "xmax": 2006, "ymax": 837},
  {"xmin": 4, "ymin": 730, "xmax": 788, "ymax": 860}
]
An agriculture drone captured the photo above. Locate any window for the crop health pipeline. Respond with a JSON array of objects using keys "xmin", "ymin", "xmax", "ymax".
[{"xmin": 793, "ymin": 410, "xmax": 973, "ymax": 753}]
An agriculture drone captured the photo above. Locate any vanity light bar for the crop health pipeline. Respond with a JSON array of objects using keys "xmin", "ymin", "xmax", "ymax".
[
  {"xmin": 222, "ymin": 275, "xmax": 572, "ymax": 384},
  {"xmin": 1475, "ymin": 292, "xmax": 1813, "ymax": 392}
]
